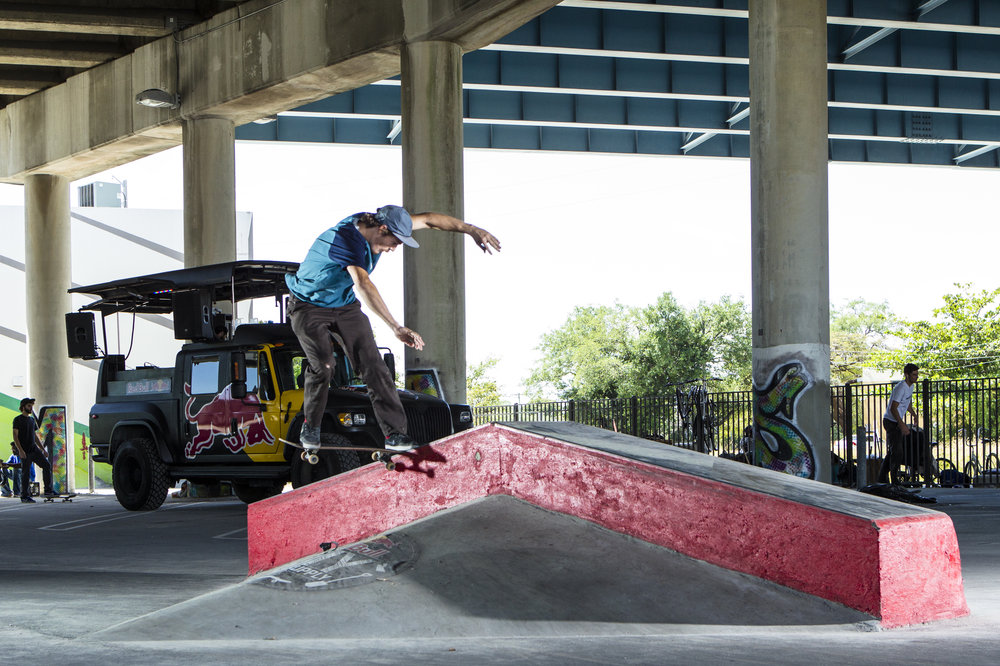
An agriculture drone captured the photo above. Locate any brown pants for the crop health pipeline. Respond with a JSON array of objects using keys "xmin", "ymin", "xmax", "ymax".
[{"xmin": 287, "ymin": 297, "xmax": 406, "ymax": 438}]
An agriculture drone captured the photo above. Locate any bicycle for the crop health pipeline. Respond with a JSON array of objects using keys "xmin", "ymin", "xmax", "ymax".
[
  {"xmin": 963, "ymin": 428, "xmax": 1000, "ymax": 487},
  {"xmin": 674, "ymin": 379, "xmax": 719, "ymax": 454}
]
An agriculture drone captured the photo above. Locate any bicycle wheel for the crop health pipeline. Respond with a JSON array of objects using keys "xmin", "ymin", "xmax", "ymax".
[
  {"xmin": 964, "ymin": 461, "xmax": 978, "ymax": 485},
  {"xmin": 985, "ymin": 453, "xmax": 1000, "ymax": 471}
]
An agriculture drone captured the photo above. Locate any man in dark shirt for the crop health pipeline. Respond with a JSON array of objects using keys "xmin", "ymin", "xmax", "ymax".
[{"xmin": 11, "ymin": 398, "xmax": 55, "ymax": 503}]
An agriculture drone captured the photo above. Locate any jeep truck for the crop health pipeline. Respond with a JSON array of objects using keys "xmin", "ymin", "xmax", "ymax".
[{"xmin": 67, "ymin": 261, "xmax": 473, "ymax": 511}]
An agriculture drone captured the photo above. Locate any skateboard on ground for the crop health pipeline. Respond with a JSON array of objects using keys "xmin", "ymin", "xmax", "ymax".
[
  {"xmin": 43, "ymin": 493, "xmax": 77, "ymax": 503},
  {"xmin": 279, "ymin": 438, "xmax": 417, "ymax": 470}
]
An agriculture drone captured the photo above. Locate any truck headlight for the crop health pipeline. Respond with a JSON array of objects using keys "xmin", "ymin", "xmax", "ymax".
[{"xmin": 337, "ymin": 412, "xmax": 367, "ymax": 427}]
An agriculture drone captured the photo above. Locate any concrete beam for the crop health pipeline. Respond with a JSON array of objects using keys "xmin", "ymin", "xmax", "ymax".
[
  {"xmin": 0, "ymin": 6, "xmax": 184, "ymax": 37},
  {"xmin": 0, "ymin": 0, "xmax": 559, "ymax": 184},
  {"xmin": 0, "ymin": 43, "xmax": 118, "ymax": 68}
]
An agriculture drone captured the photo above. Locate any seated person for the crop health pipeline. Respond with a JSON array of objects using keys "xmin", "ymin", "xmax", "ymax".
[{"xmin": 2, "ymin": 442, "xmax": 31, "ymax": 497}]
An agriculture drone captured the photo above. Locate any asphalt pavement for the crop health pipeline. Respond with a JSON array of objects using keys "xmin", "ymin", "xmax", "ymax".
[{"xmin": 1, "ymin": 486, "xmax": 998, "ymax": 665}]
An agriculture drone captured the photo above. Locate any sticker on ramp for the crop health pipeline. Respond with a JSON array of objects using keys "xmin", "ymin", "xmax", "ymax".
[{"xmin": 252, "ymin": 533, "xmax": 418, "ymax": 591}]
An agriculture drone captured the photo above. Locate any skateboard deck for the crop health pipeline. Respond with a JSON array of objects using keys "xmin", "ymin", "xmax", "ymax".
[
  {"xmin": 43, "ymin": 493, "xmax": 77, "ymax": 503},
  {"xmin": 279, "ymin": 438, "xmax": 418, "ymax": 470}
]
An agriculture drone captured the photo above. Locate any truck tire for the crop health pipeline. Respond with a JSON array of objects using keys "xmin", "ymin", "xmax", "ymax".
[
  {"xmin": 113, "ymin": 438, "xmax": 170, "ymax": 511},
  {"xmin": 232, "ymin": 481, "xmax": 285, "ymax": 504},
  {"xmin": 290, "ymin": 433, "xmax": 361, "ymax": 489}
]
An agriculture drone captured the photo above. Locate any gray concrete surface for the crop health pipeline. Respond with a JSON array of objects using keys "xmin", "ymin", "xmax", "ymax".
[{"xmin": 1, "ymin": 487, "xmax": 998, "ymax": 664}]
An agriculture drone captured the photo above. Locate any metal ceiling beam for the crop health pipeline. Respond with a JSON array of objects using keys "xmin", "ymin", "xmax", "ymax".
[
  {"xmin": 483, "ymin": 43, "xmax": 1000, "ymax": 82},
  {"xmin": 274, "ymin": 108, "xmax": 1000, "ymax": 151},
  {"xmin": 558, "ymin": 0, "xmax": 1000, "ymax": 36},
  {"xmin": 841, "ymin": 0, "xmax": 953, "ymax": 60},
  {"xmin": 954, "ymin": 144, "xmax": 999, "ymax": 164},
  {"xmin": 372, "ymin": 79, "xmax": 1000, "ymax": 120},
  {"xmin": 681, "ymin": 105, "xmax": 748, "ymax": 154}
]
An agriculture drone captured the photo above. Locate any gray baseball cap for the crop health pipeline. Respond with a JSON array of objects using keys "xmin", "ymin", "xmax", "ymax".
[{"xmin": 375, "ymin": 205, "xmax": 419, "ymax": 248}]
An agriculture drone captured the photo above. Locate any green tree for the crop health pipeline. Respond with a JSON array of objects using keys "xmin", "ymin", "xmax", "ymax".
[
  {"xmin": 466, "ymin": 356, "xmax": 503, "ymax": 407},
  {"xmin": 830, "ymin": 299, "xmax": 900, "ymax": 383},
  {"xmin": 691, "ymin": 296, "xmax": 752, "ymax": 391},
  {"xmin": 885, "ymin": 284, "xmax": 1000, "ymax": 379},
  {"xmin": 525, "ymin": 304, "xmax": 633, "ymax": 400},
  {"xmin": 525, "ymin": 294, "xmax": 753, "ymax": 400},
  {"xmin": 625, "ymin": 293, "xmax": 713, "ymax": 396}
]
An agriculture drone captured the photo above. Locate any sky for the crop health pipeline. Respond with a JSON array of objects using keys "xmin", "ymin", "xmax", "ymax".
[{"xmin": 2, "ymin": 143, "xmax": 998, "ymax": 401}]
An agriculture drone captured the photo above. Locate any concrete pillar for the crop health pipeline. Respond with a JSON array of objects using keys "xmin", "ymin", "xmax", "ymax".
[
  {"xmin": 401, "ymin": 40, "xmax": 467, "ymax": 403},
  {"xmin": 24, "ymin": 174, "xmax": 75, "ymax": 490},
  {"xmin": 748, "ymin": 0, "xmax": 831, "ymax": 482},
  {"xmin": 182, "ymin": 116, "xmax": 236, "ymax": 268}
]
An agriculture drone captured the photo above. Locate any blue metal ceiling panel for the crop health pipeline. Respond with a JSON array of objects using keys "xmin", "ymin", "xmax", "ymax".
[
  {"xmin": 541, "ymin": 126, "xmax": 590, "ymax": 151},
  {"xmin": 235, "ymin": 1, "xmax": 1000, "ymax": 169}
]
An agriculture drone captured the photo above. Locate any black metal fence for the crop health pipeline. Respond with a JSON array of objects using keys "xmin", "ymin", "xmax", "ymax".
[{"xmin": 473, "ymin": 378, "xmax": 1000, "ymax": 488}]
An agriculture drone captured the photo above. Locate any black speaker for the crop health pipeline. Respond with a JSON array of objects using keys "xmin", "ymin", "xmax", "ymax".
[
  {"xmin": 172, "ymin": 290, "xmax": 214, "ymax": 340},
  {"xmin": 65, "ymin": 312, "xmax": 98, "ymax": 359}
]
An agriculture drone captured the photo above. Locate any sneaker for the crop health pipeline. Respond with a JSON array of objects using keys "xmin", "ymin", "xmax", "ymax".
[
  {"xmin": 300, "ymin": 423, "xmax": 321, "ymax": 451},
  {"xmin": 20, "ymin": 497, "xmax": 35, "ymax": 504},
  {"xmin": 43, "ymin": 490, "xmax": 58, "ymax": 498},
  {"xmin": 385, "ymin": 432, "xmax": 417, "ymax": 452},
  {"xmin": 1, "ymin": 491, "xmax": 12, "ymax": 498}
]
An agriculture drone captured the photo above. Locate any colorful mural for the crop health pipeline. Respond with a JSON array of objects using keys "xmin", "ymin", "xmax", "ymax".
[
  {"xmin": 754, "ymin": 361, "xmax": 817, "ymax": 479},
  {"xmin": 405, "ymin": 369, "xmax": 443, "ymax": 399},
  {"xmin": 38, "ymin": 405, "xmax": 69, "ymax": 494}
]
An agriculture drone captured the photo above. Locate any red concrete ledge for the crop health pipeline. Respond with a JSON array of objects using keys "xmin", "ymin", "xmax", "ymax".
[{"xmin": 247, "ymin": 422, "xmax": 968, "ymax": 628}]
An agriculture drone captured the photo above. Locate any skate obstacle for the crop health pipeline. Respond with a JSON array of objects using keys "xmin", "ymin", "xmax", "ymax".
[{"xmin": 247, "ymin": 422, "xmax": 968, "ymax": 628}]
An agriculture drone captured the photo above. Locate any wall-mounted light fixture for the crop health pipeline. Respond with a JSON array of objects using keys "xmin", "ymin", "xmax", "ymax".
[
  {"xmin": 252, "ymin": 115, "xmax": 279, "ymax": 125},
  {"xmin": 135, "ymin": 88, "xmax": 180, "ymax": 109}
]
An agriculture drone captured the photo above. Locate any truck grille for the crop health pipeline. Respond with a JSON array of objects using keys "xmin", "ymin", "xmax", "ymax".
[{"xmin": 403, "ymin": 401, "xmax": 453, "ymax": 443}]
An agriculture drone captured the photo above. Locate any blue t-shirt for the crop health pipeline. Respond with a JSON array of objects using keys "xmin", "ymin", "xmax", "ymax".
[{"xmin": 286, "ymin": 215, "xmax": 380, "ymax": 307}]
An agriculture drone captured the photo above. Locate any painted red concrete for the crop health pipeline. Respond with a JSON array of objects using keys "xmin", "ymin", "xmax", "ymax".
[
  {"xmin": 247, "ymin": 427, "xmax": 504, "ymax": 573},
  {"xmin": 247, "ymin": 423, "xmax": 969, "ymax": 627}
]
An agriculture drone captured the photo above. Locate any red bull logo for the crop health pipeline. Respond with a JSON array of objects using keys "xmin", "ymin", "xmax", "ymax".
[{"xmin": 183, "ymin": 383, "xmax": 275, "ymax": 459}]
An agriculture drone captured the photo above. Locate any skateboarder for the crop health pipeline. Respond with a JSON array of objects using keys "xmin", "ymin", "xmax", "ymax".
[
  {"xmin": 11, "ymin": 398, "xmax": 55, "ymax": 503},
  {"xmin": 286, "ymin": 205, "xmax": 500, "ymax": 454}
]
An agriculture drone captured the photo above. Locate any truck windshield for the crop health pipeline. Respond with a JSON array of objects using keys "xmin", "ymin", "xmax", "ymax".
[{"xmin": 270, "ymin": 346, "xmax": 352, "ymax": 392}]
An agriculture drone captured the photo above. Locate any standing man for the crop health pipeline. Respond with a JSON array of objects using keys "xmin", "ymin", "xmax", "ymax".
[
  {"xmin": 11, "ymin": 398, "xmax": 55, "ymax": 503},
  {"xmin": 878, "ymin": 363, "xmax": 920, "ymax": 484},
  {"xmin": 286, "ymin": 205, "xmax": 500, "ymax": 453}
]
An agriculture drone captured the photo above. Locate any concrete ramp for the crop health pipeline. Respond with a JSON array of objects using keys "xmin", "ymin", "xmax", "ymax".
[
  {"xmin": 106, "ymin": 495, "xmax": 872, "ymax": 642},
  {"xmin": 248, "ymin": 422, "xmax": 968, "ymax": 628}
]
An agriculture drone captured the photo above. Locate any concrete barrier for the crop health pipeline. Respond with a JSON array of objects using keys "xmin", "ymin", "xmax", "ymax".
[{"xmin": 247, "ymin": 422, "xmax": 968, "ymax": 628}]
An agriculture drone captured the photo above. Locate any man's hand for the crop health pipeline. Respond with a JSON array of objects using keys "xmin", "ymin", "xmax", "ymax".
[
  {"xmin": 901, "ymin": 423, "xmax": 911, "ymax": 436},
  {"xmin": 395, "ymin": 325, "xmax": 425, "ymax": 351},
  {"xmin": 468, "ymin": 226, "xmax": 501, "ymax": 254}
]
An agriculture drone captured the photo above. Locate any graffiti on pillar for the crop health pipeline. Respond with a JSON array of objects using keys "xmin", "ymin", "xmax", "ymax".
[{"xmin": 754, "ymin": 361, "xmax": 816, "ymax": 479}]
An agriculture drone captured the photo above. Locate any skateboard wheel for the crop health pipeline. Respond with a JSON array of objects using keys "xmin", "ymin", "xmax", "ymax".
[
  {"xmin": 306, "ymin": 453, "xmax": 319, "ymax": 465},
  {"xmin": 370, "ymin": 451, "xmax": 380, "ymax": 462},
  {"xmin": 385, "ymin": 460, "xmax": 396, "ymax": 471}
]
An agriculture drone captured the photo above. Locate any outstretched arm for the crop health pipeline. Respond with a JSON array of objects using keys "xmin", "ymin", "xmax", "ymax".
[
  {"xmin": 410, "ymin": 212, "xmax": 501, "ymax": 254},
  {"xmin": 346, "ymin": 265, "xmax": 425, "ymax": 350}
]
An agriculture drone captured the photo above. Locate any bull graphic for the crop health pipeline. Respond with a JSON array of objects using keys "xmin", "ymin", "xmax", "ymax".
[
  {"xmin": 183, "ymin": 383, "xmax": 275, "ymax": 459},
  {"xmin": 754, "ymin": 362, "xmax": 816, "ymax": 479}
]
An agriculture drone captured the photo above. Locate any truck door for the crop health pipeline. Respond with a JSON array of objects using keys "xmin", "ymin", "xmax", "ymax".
[
  {"xmin": 238, "ymin": 349, "xmax": 281, "ymax": 460},
  {"xmin": 182, "ymin": 353, "xmax": 228, "ymax": 460}
]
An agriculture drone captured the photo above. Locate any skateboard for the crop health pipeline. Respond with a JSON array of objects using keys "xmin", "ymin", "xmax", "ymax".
[
  {"xmin": 279, "ymin": 438, "xmax": 416, "ymax": 470},
  {"xmin": 43, "ymin": 493, "xmax": 77, "ymax": 503}
]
